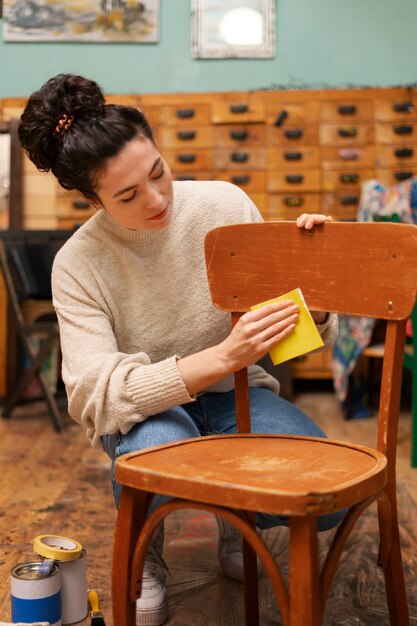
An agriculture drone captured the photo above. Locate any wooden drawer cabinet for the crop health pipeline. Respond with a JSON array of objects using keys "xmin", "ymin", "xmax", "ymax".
[
  {"xmin": 374, "ymin": 97, "xmax": 417, "ymax": 121},
  {"xmin": 291, "ymin": 347, "xmax": 333, "ymax": 380}
]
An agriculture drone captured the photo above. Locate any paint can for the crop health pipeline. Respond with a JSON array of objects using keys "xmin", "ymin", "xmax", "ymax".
[
  {"xmin": 10, "ymin": 561, "xmax": 62, "ymax": 626},
  {"xmin": 33, "ymin": 535, "xmax": 88, "ymax": 625}
]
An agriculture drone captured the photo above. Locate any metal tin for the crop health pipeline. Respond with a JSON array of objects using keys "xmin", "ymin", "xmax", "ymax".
[{"xmin": 10, "ymin": 561, "xmax": 62, "ymax": 626}]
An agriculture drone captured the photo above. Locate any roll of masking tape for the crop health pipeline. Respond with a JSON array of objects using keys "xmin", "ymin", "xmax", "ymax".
[{"xmin": 33, "ymin": 535, "xmax": 82, "ymax": 562}]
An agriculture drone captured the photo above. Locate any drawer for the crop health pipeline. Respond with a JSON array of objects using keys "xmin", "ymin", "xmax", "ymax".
[
  {"xmin": 322, "ymin": 193, "xmax": 360, "ymax": 220},
  {"xmin": 268, "ymin": 125, "xmax": 318, "ymax": 146},
  {"xmin": 375, "ymin": 97, "xmax": 417, "ymax": 122},
  {"xmin": 158, "ymin": 126, "xmax": 214, "ymax": 149},
  {"xmin": 320, "ymin": 100, "xmax": 373, "ymax": 122},
  {"xmin": 267, "ymin": 147, "xmax": 320, "ymax": 170},
  {"xmin": 164, "ymin": 149, "xmax": 213, "ymax": 171},
  {"xmin": 23, "ymin": 172, "xmax": 57, "ymax": 196},
  {"xmin": 320, "ymin": 145, "xmax": 375, "ymax": 170},
  {"xmin": 172, "ymin": 171, "xmax": 212, "ymax": 181},
  {"xmin": 23, "ymin": 195, "xmax": 57, "ymax": 217},
  {"xmin": 375, "ymin": 145, "xmax": 417, "ymax": 167},
  {"xmin": 214, "ymin": 124, "xmax": 266, "ymax": 147},
  {"xmin": 266, "ymin": 100, "xmax": 319, "ymax": 125},
  {"xmin": 375, "ymin": 122, "xmax": 417, "ymax": 145},
  {"xmin": 212, "ymin": 170, "xmax": 266, "ymax": 192},
  {"xmin": 23, "ymin": 216, "xmax": 59, "ymax": 229},
  {"xmin": 291, "ymin": 347, "xmax": 333, "ymax": 380},
  {"xmin": 322, "ymin": 169, "xmax": 375, "ymax": 192},
  {"xmin": 161, "ymin": 104, "xmax": 211, "ymax": 127},
  {"xmin": 267, "ymin": 170, "xmax": 320, "ymax": 193},
  {"xmin": 139, "ymin": 106, "xmax": 162, "ymax": 129},
  {"xmin": 247, "ymin": 192, "xmax": 267, "ymax": 214},
  {"xmin": 211, "ymin": 98, "xmax": 265, "ymax": 124},
  {"xmin": 265, "ymin": 193, "xmax": 321, "ymax": 220},
  {"xmin": 57, "ymin": 217, "xmax": 88, "ymax": 230},
  {"xmin": 375, "ymin": 168, "xmax": 417, "ymax": 186},
  {"xmin": 320, "ymin": 123, "xmax": 374, "ymax": 146},
  {"xmin": 56, "ymin": 196, "xmax": 95, "ymax": 219},
  {"xmin": 213, "ymin": 148, "xmax": 266, "ymax": 170}
]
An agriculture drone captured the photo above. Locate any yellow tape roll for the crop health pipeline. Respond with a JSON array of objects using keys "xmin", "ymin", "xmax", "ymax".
[{"xmin": 33, "ymin": 534, "xmax": 83, "ymax": 562}]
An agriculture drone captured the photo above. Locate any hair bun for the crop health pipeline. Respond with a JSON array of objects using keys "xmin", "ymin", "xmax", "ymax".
[{"xmin": 19, "ymin": 73, "xmax": 106, "ymax": 172}]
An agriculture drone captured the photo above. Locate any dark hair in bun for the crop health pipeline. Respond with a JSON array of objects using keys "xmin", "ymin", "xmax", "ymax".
[{"xmin": 18, "ymin": 73, "xmax": 154, "ymax": 201}]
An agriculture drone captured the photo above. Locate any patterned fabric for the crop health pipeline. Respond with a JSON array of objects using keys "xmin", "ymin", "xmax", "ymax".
[{"xmin": 331, "ymin": 176, "xmax": 417, "ymax": 403}]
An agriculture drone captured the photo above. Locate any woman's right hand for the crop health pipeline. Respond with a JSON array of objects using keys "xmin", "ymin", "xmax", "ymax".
[{"xmin": 216, "ymin": 299, "xmax": 299, "ymax": 372}]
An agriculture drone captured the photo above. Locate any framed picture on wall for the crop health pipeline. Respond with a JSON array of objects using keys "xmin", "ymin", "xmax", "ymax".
[
  {"xmin": 3, "ymin": 0, "xmax": 159, "ymax": 42},
  {"xmin": 192, "ymin": 0, "xmax": 276, "ymax": 59}
]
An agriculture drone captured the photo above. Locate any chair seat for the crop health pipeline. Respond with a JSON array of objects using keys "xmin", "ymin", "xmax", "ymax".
[{"xmin": 115, "ymin": 434, "xmax": 387, "ymax": 517}]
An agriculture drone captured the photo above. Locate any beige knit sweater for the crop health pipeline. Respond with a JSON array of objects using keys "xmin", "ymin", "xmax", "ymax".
[{"xmin": 52, "ymin": 181, "xmax": 337, "ymax": 447}]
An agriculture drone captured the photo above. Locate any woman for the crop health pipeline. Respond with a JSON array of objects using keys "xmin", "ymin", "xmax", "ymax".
[{"xmin": 19, "ymin": 74, "xmax": 340, "ymax": 626}]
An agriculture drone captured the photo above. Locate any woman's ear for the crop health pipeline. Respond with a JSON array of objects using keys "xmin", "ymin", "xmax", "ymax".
[{"xmin": 85, "ymin": 195, "xmax": 101, "ymax": 210}]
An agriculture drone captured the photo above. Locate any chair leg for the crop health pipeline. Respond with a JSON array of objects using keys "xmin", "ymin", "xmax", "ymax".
[
  {"xmin": 242, "ymin": 511, "xmax": 259, "ymax": 626},
  {"xmin": 411, "ymin": 369, "xmax": 417, "ymax": 468},
  {"xmin": 289, "ymin": 517, "xmax": 321, "ymax": 626},
  {"xmin": 112, "ymin": 487, "xmax": 150, "ymax": 626},
  {"xmin": 378, "ymin": 495, "xmax": 410, "ymax": 626}
]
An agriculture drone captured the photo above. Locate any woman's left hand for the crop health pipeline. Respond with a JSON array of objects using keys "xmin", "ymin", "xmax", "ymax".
[{"xmin": 296, "ymin": 213, "xmax": 333, "ymax": 230}]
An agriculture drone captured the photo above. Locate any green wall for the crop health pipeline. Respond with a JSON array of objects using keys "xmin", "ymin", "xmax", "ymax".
[{"xmin": 1, "ymin": 0, "xmax": 416, "ymax": 98}]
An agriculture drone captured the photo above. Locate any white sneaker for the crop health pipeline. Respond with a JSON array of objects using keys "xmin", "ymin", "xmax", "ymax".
[
  {"xmin": 215, "ymin": 515, "xmax": 244, "ymax": 582},
  {"xmin": 136, "ymin": 524, "xmax": 169, "ymax": 626}
]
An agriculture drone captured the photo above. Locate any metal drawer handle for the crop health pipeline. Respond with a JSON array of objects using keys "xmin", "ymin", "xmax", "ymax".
[
  {"xmin": 178, "ymin": 154, "xmax": 196, "ymax": 163},
  {"xmin": 393, "ymin": 102, "xmax": 414, "ymax": 113},
  {"xmin": 177, "ymin": 130, "xmax": 196, "ymax": 140},
  {"xmin": 340, "ymin": 173, "xmax": 359, "ymax": 184},
  {"xmin": 176, "ymin": 109, "xmax": 195, "ymax": 119},
  {"xmin": 394, "ymin": 125, "xmax": 413, "ymax": 135},
  {"xmin": 340, "ymin": 195, "xmax": 358, "ymax": 205},
  {"xmin": 176, "ymin": 175, "xmax": 196, "ymax": 181},
  {"xmin": 395, "ymin": 148, "xmax": 414, "ymax": 158},
  {"xmin": 284, "ymin": 196, "xmax": 304, "ymax": 207},
  {"xmin": 338, "ymin": 127, "xmax": 358, "ymax": 138},
  {"xmin": 230, "ymin": 130, "xmax": 248, "ymax": 140},
  {"xmin": 286, "ymin": 175, "xmax": 303, "ymax": 184},
  {"xmin": 338, "ymin": 105, "xmax": 357, "ymax": 115},
  {"xmin": 230, "ymin": 104, "xmax": 248, "ymax": 114},
  {"xmin": 284, "ymin": 151, "xmax": 302, "ymax": 161},
  {"xmin": 72, "ymin": 201, "xmax": 90, "ymax": 210},
  {"xmin": 231, "ymin": 175, "xmax": 250, "ymax": 185},
  {"xmin": 231, "ymin": 152, "xmax": 249, "ymax": 163},
  {"xmin": 394, "ymin": 171, "xmax": 413, "ymax": 181},
  {"xmin": 274, "ymin": 111, "xmax": 288, "ymax": 127},
  {"xmin": 285, "ymin": 129, "xmax": 303, "ymax": 139}
]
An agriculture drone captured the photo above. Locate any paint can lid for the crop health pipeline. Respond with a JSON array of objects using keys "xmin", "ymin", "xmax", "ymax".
[{"xmin": 33, "ymin": 535, "xmax": 83, "ymax": 562}]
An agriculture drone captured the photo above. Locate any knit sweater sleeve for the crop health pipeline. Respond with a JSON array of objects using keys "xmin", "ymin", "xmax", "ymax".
[{"xmin": 52, "ymin": 257, "xmax": 193, "ymax": 447}]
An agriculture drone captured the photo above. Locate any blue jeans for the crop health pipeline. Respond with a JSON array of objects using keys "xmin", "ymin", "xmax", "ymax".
[{"xmin": 102, "ymin": 387, "xmax": 345, "ymax": 531}]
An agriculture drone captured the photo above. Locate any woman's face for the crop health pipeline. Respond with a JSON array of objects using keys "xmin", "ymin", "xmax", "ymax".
[{"xmin": 94, "ymin": 136, "xmax": 174, "ymax": 230}]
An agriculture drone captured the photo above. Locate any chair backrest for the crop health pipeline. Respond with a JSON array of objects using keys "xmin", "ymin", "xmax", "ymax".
[
  {"xmin": 0, "ymin": 229, "xmax": 75, "ymax": 322},
  {"xmin": 205, "ymin": 221, "xmax": 417, "ymax": 480}
]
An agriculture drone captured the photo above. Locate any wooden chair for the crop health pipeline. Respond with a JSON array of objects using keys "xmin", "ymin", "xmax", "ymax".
[
  {"xmin": 112, "ymin": 221, "xmax": 417, "ymax": 626},
  {"xmin": 0, "ymin": 230, "xmax": 73, "ymax": 432}
]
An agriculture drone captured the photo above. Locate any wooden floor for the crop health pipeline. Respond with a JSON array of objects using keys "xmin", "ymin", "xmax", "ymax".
[{"xmin": 0, "ymin": 388, "xmax": 416, "ymax": 625}]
